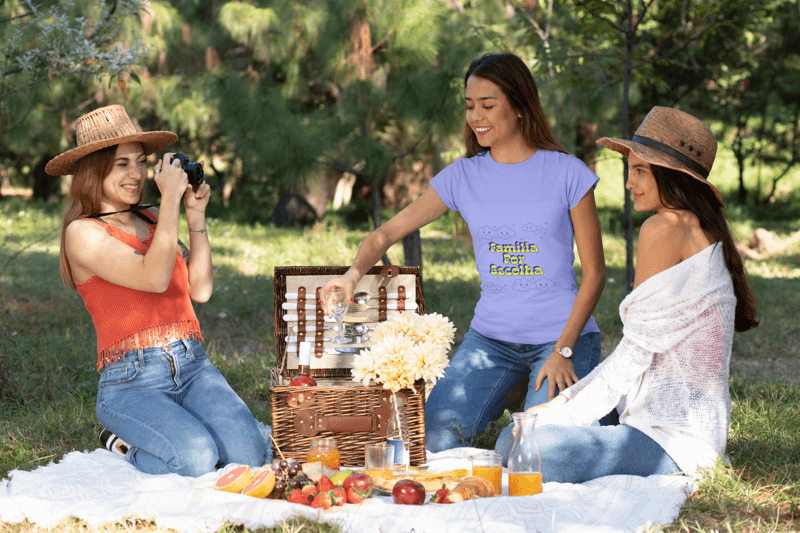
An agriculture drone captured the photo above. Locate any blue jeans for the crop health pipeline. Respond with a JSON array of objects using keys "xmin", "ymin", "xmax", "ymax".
[
  {"xmin": 495, "ymin": 423, "xmax": 681, "ymax": 482},
  {"xmin": 96, "ymin": 339, "xmax": 269, "ymax": 477},
  {"xmin": 424, "ymin": 328, "xmax": 600, "ymax": 452}
]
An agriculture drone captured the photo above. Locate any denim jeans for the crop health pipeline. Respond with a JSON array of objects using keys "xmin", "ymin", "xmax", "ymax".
[
  {"xmin": 96, "ymin": 338, "xmax": 269, "ymax": 477},
  {"xmin": 424, "ymin": 328, "xmax": 600, "ymax": 452},
  {"xmin": 495, "ymin": 423, "xmax": 681, "ymax": 482}
]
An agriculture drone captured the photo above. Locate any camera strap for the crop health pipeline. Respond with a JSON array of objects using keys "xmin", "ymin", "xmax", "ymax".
[{"xmin": 89, "ymin": 205, "xmax": 159, "ymax": 223}]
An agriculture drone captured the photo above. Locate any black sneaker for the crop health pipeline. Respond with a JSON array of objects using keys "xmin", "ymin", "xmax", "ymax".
[{"xmin": 99, "ymin": 427, "xmax": 129, "ymax": 456}]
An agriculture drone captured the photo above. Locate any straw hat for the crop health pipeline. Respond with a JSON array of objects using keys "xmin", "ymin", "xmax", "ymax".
[
  {"xmin": 45, "ymin": 105, "xmax": 177, "ymax": 176},
  {"xmin": 597, "ymin": 106, "xmax": 722, "ymax": 204}
]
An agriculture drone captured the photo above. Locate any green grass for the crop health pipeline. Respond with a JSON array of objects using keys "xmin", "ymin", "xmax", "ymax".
[{"xmin": 2, "ymin": 181, "xmax": 800, "ymax": 532}]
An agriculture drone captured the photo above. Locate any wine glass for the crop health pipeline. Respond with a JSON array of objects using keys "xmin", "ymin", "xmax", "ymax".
[{"xmin": 323, "ymin": 287, "xmax": 350, "ymax": 344}]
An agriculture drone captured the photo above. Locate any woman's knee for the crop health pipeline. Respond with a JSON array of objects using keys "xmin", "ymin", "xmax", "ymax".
[{"xmin": 171, "ymin": 433, "xmax": 220, "ymax": 477}]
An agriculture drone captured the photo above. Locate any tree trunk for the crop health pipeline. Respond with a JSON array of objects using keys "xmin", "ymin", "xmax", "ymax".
[
  {"xmin": 371, "ymin": 181, "xmax": 391, "ymax": 265},
  {"xmin": 402, "ymin": 229, "xmax": 422, "ymax": 272},
  {"xmin": 31, "ymin": 155, "xmax": 57, "ymax": 201},
  {"xmin": 623, "ymin": 35, "xmax": 634, "ymax": 291},
  {"xmin": 575, "ymin": 122, "xmax": 598, "ymax": 172}
]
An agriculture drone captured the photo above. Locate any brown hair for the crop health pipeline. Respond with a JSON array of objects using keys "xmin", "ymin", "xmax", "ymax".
[
  {"xmin": 463, "ymin": 53, "xmax": 567, "ymax": 158},
  {"xmin": 651, "ymin": 165, "xmax": 758, "ymax": 332},
  {"xmin": 59, "ymin": 145, "xmax": 136, "ymax": 289}
]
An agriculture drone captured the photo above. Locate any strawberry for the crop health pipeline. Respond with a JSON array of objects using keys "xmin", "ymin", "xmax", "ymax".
[
  {"xmin": 287, "ymin": 489, "xmax": 311, "ymax": 506},
  {"xmin": 430, "ymin": 484, "xmax": 449, "ymax": 504},
  {"xmin": 330, "ymin": 486, "xmax": 347, "ymax": 506},
  {"xmin": 346, "ymin": 486, "xmax": 367, "ymax": 504},
  {"xmin": 317, "ymin": 475, "xmax": 335, "ymax": 493},
  {"xmin": 310, "ymin": 491, "xmax": 333, "ymax": 510},
  {"xmin": 301, "ymin": 483, "xmax": 317, "ymax": 496}
]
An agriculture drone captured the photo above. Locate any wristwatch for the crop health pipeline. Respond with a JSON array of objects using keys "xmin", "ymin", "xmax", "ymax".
[{"xmin": 554, "ymin": 346, "xmax": 573, "ymax": 359}]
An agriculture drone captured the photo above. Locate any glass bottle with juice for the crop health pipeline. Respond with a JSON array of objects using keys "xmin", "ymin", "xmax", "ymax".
[{"xmin": 507, "ymin": 412, "xmax": 543, "ymax": 496}]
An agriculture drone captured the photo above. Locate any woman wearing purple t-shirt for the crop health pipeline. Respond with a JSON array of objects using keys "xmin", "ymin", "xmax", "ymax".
[{"xmin": 322, "ymin": 53, "xmax": 606, "ymax": 452}]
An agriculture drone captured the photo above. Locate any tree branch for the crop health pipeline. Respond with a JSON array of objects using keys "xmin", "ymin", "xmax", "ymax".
[{"xmin": 574, "ymin": 0, "xmax": 626, "ymax": 33}]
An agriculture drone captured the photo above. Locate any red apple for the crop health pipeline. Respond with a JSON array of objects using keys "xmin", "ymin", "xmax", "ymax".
[
  {"xmin": 392, "ymin": 479, "xmax": 426, "ymax": 505},
  {"xmin": 343, "ymin": 472, "xmax": 374, "ymax": 500}
]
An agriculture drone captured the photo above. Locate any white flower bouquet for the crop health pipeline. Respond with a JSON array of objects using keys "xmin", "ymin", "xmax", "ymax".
[{"xmin": 350, "ymin": 312, "xmax": 456, "ymax": 392}]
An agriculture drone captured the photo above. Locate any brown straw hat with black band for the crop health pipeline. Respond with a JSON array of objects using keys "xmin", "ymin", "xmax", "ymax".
[
  {"xmin": 597, "ymin": 106, "xmax": 723, "ymax": 205},
  {"xmin": 45, "ymin": 105, "xmax": 178, "ymax": 176}
]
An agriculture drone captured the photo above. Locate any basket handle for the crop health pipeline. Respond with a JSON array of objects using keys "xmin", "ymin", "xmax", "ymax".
[{"xmin": 293, "ymin": 408, "xmax": 392, "ymax": 437}]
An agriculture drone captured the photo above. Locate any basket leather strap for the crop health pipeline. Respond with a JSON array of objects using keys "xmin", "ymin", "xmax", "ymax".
[
  {"xmin": 294, "ymin": 407, "xmax": 392, "ymax": 437},
  {"xmin": 314, "ymin": 288, "xmax": 325, "ymax": 357},
  {"xmin": 378, "ymin": 286, "xmax": 387, "ymax": 322}
]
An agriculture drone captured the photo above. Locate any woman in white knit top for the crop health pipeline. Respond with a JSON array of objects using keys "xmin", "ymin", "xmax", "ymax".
[{"xmin": 495, "ymin": 107, "xmax": 759, "ymax": 481}]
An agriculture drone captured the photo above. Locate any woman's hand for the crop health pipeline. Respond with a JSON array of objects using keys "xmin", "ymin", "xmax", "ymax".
[
  {"xmin": 535, "ymin": 351, "xmax": 579, "ymax": 400},
  {"xmin": 320, "ymin": 275, "xmax": 357, "ymax": 317},
  {"xmin": 183, "ymin": 161, "xmax": 210, "ymax": 215},
  {"xmin": 525, "ymin": 394, "xmax": 569, "ymax": 415},
  {"xmin": 154, "ymin": 153, "xmax": 189, "ymax": 203}
]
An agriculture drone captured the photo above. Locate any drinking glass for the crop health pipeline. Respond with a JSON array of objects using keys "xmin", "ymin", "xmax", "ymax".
[
  {"xmin": 471, "ymin": 451, "xmax": 502, "ymax": 495},
  {"xmin": 323, "ymin": 287, "xmax": 350, "ymax": 344},
  {"xmin": 365, "ymin": 443, "xmax": 394, "ymax": 474}
]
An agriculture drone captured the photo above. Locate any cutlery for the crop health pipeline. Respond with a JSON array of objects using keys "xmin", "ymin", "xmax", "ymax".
[
  {"xmin": 284, "ymin": 291, "xmax": 404, "ymax": 300},
  {"xmin": 286, "ymin": 335, "xmax": 370, "ymax": 343},
  {"xmin": 282, "ymin": 315, "xmax": 371, "ymax": 322}
]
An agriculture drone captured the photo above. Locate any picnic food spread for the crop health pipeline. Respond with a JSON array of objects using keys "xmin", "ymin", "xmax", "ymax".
[
  {"xmin": 220, "ymin": 268, "xmax": 545, "ymax": 510},
  {"xmin": 213, "ymin": 459, "xmax": 505, "ymax": 508}
]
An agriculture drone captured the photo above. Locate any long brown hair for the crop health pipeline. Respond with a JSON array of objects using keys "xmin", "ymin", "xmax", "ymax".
[
  {"xmin": 652, "ymin": 165, "xmax": 758, "ymax": 332},
  {"xmin": 59, "ymin": 145, "xmax": 132, "ymax": 290},
  {"xmin": 463, "ymin": 53, "xmax": 567, "ymax": 158}
]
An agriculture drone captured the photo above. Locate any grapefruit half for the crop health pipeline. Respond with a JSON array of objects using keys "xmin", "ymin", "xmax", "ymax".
[
  {"xmin": 214, "ymin": 465, "xmax": 253, "ymax": 493},
  {"xmin": 241, "ymin": 469, "xmax": 276, "ymax": 498}
]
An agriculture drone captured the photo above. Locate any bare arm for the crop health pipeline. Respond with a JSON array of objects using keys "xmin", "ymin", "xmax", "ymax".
[
  {"xmin": 321, "ymin": 187, "xmax": 449, "ymax": 313},
  {"xmin": 535, "ymin": 188, "xmax": 606, "ymax": 400},
  {"xmin": 183, "ymin": 180, "xmax": 213, "ymax": 302}
]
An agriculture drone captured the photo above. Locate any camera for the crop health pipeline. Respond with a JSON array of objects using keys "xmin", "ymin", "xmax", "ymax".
[{"xmin": 170, "ymin": 153, "xmax": 204, "ymax": 189}]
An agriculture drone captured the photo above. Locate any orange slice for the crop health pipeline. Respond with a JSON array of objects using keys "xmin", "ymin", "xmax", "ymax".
[
  {"xmin": 214, "ymin": 465, "xmax": 253, "ymax": 493},
  {"xmin": 241, "ymin": 468, "xmax": 276, "ymax": 498}
]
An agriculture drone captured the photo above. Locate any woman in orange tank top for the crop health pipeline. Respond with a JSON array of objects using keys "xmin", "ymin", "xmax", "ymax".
[{"xmin": 47, "ymin": 106, "xmax": 269, "ymax": 477}]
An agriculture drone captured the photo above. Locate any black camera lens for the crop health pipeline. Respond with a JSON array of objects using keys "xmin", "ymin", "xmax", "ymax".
[{"xmin": 170, "ymin": 153, "xmax": 204, "ymax": 189}]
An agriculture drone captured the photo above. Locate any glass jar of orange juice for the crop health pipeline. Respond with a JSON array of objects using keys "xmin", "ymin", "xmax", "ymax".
[{"xmin": 307, "ymin": 437, "xmax": 340, "ymax": 470}]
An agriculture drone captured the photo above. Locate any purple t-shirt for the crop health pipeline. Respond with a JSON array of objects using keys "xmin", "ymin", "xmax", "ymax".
[{"xmin": 431, "ymin": 150, "xmax": 600, "ymax": 344}]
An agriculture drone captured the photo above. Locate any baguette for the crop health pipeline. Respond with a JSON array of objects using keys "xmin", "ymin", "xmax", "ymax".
[{"xmin": 443, "ymin": 476, "xmax": 494, "ymax": 503}]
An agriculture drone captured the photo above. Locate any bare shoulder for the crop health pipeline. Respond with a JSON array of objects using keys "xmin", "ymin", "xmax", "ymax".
[
  {"xmin": 65, "ymin": 218, "xmax": 108, "ymax": 245},
  {"xmin": 634, "ymin": 210, "xmax": 711, "ymax": 288}
]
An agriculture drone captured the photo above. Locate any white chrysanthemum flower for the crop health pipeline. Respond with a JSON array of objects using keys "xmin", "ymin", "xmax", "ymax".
[
  {"xmin": 350, "ymin": 347, "xmax": 383, "ymax": 386},
  {"xmin": 418, "ymin": 313, "xmax": 456, "ymax": 348},
  {"xmin": 372, "ymin": 312, "xmax": 419, "ymax": 343},
  {"xmin": 351, "ymin": 313, "xmax": 455, "ymax": 391}
]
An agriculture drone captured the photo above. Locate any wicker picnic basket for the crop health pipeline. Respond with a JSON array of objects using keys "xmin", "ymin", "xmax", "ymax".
[{"xmin": 269, "ymin": 265, "xmax": 427, "ymax": 467}]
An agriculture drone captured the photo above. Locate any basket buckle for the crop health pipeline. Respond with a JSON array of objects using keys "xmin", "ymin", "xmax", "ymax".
[{"xmin": 287, "ymin": 391, "xmax": 316, "ymax": 409}]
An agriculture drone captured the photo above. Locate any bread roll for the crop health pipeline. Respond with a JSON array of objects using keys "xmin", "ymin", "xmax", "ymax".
[{"xmin": 443, "ymin": 476, "xmax": 494, "ymax": 503}]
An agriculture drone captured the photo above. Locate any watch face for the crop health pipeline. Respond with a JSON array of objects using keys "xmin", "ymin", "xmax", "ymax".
[{"xmin": 561, "ymin": 347, "xmax": 573, "ymax": 358}]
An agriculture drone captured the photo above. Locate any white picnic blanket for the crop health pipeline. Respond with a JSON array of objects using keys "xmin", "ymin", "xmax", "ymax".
[{"xmin": 0, "ymin": 446, "xmax": 693, "ymax": 532}]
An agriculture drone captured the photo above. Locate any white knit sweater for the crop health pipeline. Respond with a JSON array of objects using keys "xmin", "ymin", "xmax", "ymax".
[{"xmin": 536, "ymin": 242, "xmax": 736, "ymax": 475}]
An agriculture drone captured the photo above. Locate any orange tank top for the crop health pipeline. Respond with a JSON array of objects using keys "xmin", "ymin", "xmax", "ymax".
[{"xmin": 76, "ymin": 212, "xmax": 203, "ymax": 370}]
